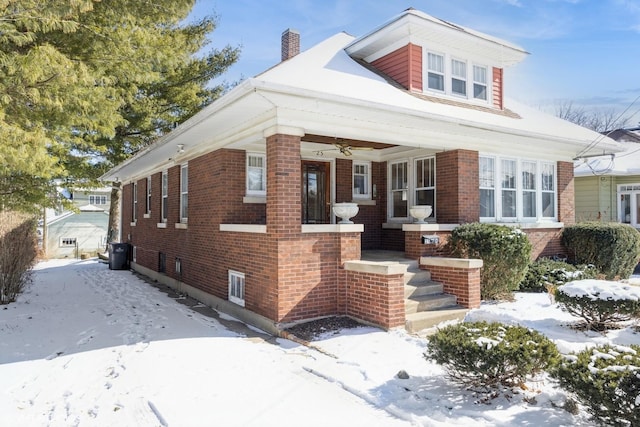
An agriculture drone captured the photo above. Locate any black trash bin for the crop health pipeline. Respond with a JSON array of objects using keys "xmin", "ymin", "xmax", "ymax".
[{"xmin": 108, "ymin": 243, "xmax": 130, "ymax": 270}]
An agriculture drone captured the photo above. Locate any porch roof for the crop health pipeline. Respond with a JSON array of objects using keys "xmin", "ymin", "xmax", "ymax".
[{"xmin": 101, "ymin": 27, "xmax": 622, "ymax": 183}]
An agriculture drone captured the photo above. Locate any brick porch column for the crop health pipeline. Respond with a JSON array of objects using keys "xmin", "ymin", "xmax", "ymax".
[
  {"xmin": 435, "ymin": 150, "xmax": 479, "ymax": 223},
  {"xmin": 557, "ymin": 161, "xmax": 575, "ymax": 225},
  {"xmin": 266, "ymin": 129, "xmax": 303, "ymax": 236}
]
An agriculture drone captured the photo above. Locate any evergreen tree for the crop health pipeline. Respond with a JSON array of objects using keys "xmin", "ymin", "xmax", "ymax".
[{"xmin": 0, "ymin": 0, "xmax": 239, "ymax": 229}]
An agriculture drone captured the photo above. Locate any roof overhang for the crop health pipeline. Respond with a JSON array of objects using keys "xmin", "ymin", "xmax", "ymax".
[{"xmin": 345, "ymin": 9, "xmax": 528, "ymax": 66}]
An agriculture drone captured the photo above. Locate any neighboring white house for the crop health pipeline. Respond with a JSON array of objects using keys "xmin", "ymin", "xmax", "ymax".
[
  {"xmin": 574, "ymin": 127, "xmax": 640, "ymax": 227},
  {"xmin": 42, "ymin": 187, "xmax": 111, "ymax": 258}
]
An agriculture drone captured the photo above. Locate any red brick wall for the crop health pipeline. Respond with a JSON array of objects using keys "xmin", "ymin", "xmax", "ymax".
[
  {"xmin": 492, "ymin": 67, "xmax": 503, "ymax": 110},
  {"xmin": 405, "ymin": 230, "xmax": 452, "ymax": 259},
  {"xmin": 371, "ymin": 43, "xmax": 423, "ymax": 91},
  {"xmin": 436, "ymin": 150, "xmax": 479, "ymax": 224},
  {"xmin": 266, "ymin": 134, "xmax": 301, "ymax": 236},
  {"xmin": 344, "ymin": 270, "xmax": 405, "ymax": 329},
  {"xmin": 524, "ymin": 228, "xmax": 565, "ymax": 260},
  {"xmin": 427, "ymin": 264, "xmax": 481, "ymax": 308}
]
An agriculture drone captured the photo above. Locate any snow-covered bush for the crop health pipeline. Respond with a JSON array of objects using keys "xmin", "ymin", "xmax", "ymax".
[
  {"xmin": 519, "ymin": 258, "xmax": 598, "ymax": 293},
  {"xmin": 552, "ymin": 344, "xmax": 640, "ymax": 427},
  {"xmin": 425, "ymin": 321, "xmax": 559, "ymax": 392},
  {"xmin": 555, "ymin": 280, "xmax": 640, "ymax": 331},
  {"xmin": 562, "ymin": 222, "xmax": 640, "ymax": 280},
  {"xmin": 447, "ymin": 223, "xmax": 532, "ymax": 300},
  {"xmin": 0, "ymin": 211, "xmax": 37, "ymax": 304}
]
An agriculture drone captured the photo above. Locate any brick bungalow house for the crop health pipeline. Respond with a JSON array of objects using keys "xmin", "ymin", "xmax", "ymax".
[{"xmin": 101, "ymin": 9, "xmax": 621, "ymax": 333}]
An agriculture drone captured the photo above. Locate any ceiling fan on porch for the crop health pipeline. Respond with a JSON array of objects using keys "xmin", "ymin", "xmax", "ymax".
[{"xmin": 314, "ymin": 140, "xmax": 374, "ymax": 157}]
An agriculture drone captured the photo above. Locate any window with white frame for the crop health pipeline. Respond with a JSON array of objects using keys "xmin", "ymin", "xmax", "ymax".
[
  {"xmin": 427, "ymin": 52, "xmax": 445, "ymax": 92},
  {"xmin": 389, "ymin": 161, "xmax": 409, "ymax": 219},
  {"xmin": 228, "ymin": 270, "xmax": 245, "ymax": 307},
  {"xmin": 479, "ymin": 157, "xmax": 495, "ymax": 218},
  {"xmin": 479, "ymin": 155, "xmax": 557, "ymax": 222},
  {"xmin": 60, "ymin": 237, "xmax": 77, "ymax": 247},
  {"xmin": 180, "ymin": 164, "xmax": 188, "ymax": 223},
  {"xmin": 161, "ymin": 170, "xmax": 168, "ymax": 222},
  {"xmin": 353, "ymin": 161, "xmax": 371, "ymax": 199},
  {"xmin": 451, "ymin": 59, "xmax": 467, "ymax": 96},
  {"xmin": 522, "ymin": 161, "xmax": 537, "ymax": 218},
  {"xmin": 501, "ymin": 159, "xmax": 517, "ymax": 219},
  {"xmin": 89, "ymin": 195, "xmax": 107, "ymax": 205},
  {"xmin": 618, "ymin": 185, "xmax": 640, "ymax": 227},
  {"xmin": 414, "ymin": 157, "xmax": 435, "ymax": 218},
  {"xmin": 473, "ymin": 65, "xmax": 488, "ymax": 100},
  {"xmin": 541, "ymin": 163, "xmax": 556, "ymax": 218},
  {"xmin": 246, "ymin": 153, "xmax": 266, "ymax": 195},
  {"xmin": 145, "ymin": 176, "xmax": 151, "ymax": 215},
  {"xmin": 132, "ymin": 182, "xmax": 138, "ymax": 222}
]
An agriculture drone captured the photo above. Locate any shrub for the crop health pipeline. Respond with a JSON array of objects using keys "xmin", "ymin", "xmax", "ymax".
[
  {"xmin": 425, "ymin": 321, "xmax": 560, "ymax": 391},
  {"xmin": 0, "ymin": 211, "xmax": 37, "ymax": 304},
  {"xmin": 551, "ymin": 344, "xmax": 640, "ymax": 427},
  {"xmin": 555, "ymin": 280, "xmax": 640, "ymax": 331},
  {"xmin": 519, "ymin": 258, "xmax": 598, "ymax": 293},
  {"xmin": 562, "ymin": 222, "xmax": 640, "ymax": 280},
  {"xmin": 447, "ymin": 223, "xmax": 532, "ymax": 300}
]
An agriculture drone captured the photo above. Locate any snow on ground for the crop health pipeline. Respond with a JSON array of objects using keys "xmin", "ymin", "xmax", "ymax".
[{"xmin": 1, "ymin": 259, "xmax": 637, "ymax": 426}]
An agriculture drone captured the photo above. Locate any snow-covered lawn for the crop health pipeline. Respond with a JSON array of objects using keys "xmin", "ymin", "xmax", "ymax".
[{"xmin": 0, "ymin": 259, "xmax": 637, "ymax": 426}]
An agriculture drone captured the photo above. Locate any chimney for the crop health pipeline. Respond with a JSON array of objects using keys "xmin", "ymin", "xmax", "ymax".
[{"xmin": 281, "ymin": 28, "xmax": 300, "ymax": 61}]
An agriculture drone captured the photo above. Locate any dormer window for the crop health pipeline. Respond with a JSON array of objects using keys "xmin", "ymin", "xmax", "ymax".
[
  {"xmin": 427, "ymin": 52, "xmax": 444, "ymax": 92},
  {"xmin": 451, "ymin": 59, "xmax": 467, "ymax": 96},
  {"xmin": 473, "ymin": 65, "xmax": 488, "ymax": 100}
]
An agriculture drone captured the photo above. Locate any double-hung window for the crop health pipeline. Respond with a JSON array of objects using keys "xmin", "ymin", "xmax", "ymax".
[
  {"xmin": 480, "ymin": 155, "xmax": 557, "ymax": 222},
  {"xmin": 427, "ymin": 52, "xmax": 445, "ymax": 92},
  {"xmin": 414, "ymin": 157, "xmax": 435, "ymax": 218},
  {"xmin": 473, "ymin": 65, "xmax": 488, "ymax": 100},
  {"xmin": 541, "ymin": 163, "xmax": 556, "ymax": 218},
  {"xmin": 479, "ymin": 157, "xmax": 496, "ymax": 218},
  {"xmin": 389, "ymin": 161, "xmax": 409, "ymax": 219},
  {"xmin": 353, "ymin": 161, "xmax": 371, "ymax": 199},
  {"xmin": 132, "ymin": 182, "xmax": 138, "ymax": 223},
  {"xmin": 161, "ymin": 170, "xmax": 168, "ymax": 222},
  {"xmin": 246, "ymin": 153, "xmax": 266, "ymax": 196},
  {"xmin": 145, "ymin": 176, "xmax": 151, "ymax": 215},
  {"xmin": 522, "ymin": 161, "xmax": 537, "ymax": 218},
  {"xmin": 501, "ymin": 159, "xmax": 517, "ymax": 219},
  {"xmin": 451, "ymin": 59, "xmax": 467, "ymax": 96},
  {"xmin": 180, "ymin": 164, "xmax": 188, "ymax": 223}
]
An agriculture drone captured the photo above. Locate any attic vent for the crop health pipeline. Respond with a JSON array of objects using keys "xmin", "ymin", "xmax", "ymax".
[{"xmin": 281, "ymin": 28, "xmax": 300, "ymax": 61}]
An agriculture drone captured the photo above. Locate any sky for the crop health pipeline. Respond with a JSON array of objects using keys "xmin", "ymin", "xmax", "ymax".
[
  {"xmin": 189, "ymin": 0, "xmax": 640, "ymax": 126},
  {"xmin": 1, "ymin": 258, "xmax": 638, "ymax": 425}
]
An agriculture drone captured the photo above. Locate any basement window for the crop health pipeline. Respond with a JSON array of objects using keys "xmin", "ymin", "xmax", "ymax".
[{"xmin": 228, "ymin": 270, "xmax": 245, "ymax": 307}]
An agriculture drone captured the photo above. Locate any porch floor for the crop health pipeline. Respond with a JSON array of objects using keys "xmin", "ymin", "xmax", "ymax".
[{"xmin": 360, "ymin": 250, "xmax": 414, "ymax": 263}]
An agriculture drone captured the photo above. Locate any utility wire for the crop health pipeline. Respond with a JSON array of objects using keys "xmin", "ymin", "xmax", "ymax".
[{"xmin": 574, "ymin": 93, "xmax": 640, "ymax": 159}]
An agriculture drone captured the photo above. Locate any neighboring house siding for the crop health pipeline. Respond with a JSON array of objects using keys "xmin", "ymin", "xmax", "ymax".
[
  {"xmin": 371, "ymin": 43, "xmax": 423, "ymax": 91},
  {"xmin": 575, "ymin": 176, "xmax": 608, "ymax": 221},
  {"xmin": 492, "ymin": 67, "xmax": 503, "ymax": 110},
  {"xmin": 47, "ymin": 212, "xmax": 108, "ymax": 258}
]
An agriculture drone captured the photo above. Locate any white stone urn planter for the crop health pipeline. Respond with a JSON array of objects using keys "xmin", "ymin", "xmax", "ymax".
[
  {"xmin": 409, "ymin": 205, "xmax": 432, "ymax": 223},
  {"xmin": 333, "ymin": 202, "xmax": 359, "ymax": 224}
]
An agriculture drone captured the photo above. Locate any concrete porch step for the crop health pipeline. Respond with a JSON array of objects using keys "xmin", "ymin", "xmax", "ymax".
[
  {"xmin": 405, "ymin": 307, "xmax": 469, "ymax": 333},
  {"xmin": 404, "ymin": 267, "xmax": 431, "ymax": 285},
  {"xmin": 404, "ymin": 281, "xmax": 444, "ymax": 298},
  {"xmin": 405, "ymin": 293, "xmax": 457, "ymax": 314}
]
